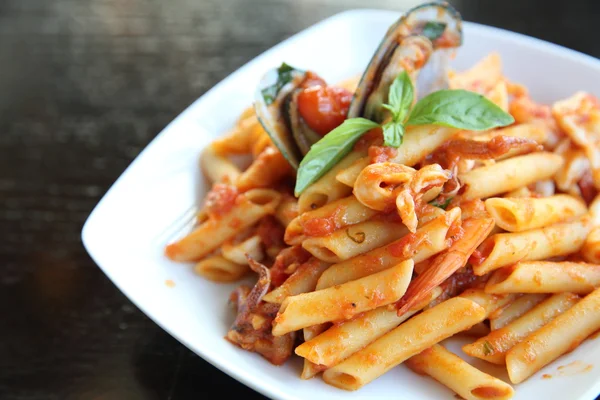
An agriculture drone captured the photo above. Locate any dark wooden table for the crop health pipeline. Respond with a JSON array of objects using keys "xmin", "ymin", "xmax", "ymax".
[{"xmin": 1, "ymin": 0, "xmax": 599, "ymax": 399}]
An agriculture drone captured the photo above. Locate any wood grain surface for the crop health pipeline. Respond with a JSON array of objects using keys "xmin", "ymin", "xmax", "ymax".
[{"xmin": 1, "ymin": 0, "xmax": 599, "ymax": 399}]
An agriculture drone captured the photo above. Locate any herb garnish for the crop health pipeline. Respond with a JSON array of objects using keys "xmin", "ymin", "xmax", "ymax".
[
  {"xmin": 294, "ymin": 71, "xmax": 514, "ymax": 195},
  {"xmin": 261, "ymin": 63, "xmax": 302, "ymax": 105}
]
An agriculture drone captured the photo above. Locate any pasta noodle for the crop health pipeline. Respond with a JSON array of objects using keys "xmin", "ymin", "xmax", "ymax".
[
  {"xmin": 489, "ymin": 294, "xmax": 548, "ymax": 330},
  {"xmin": 407, "ymin": 344, "xmax": 514, "ymax": 400},
  {"xmin": 459, "ymin": 152, "xmax": 563, "ymax": 201},
  {"xmin": 284, "ymin": 195, "xmax": 377, "ymax": 245},
  {"xmin": 200, "ymin": 145, "xmax": 242, "ymax": 184},
  {"xmin": 166, "ymin": 189, "xmax": 281, "ymax": 262},
  {"xmin": 295, "ymin": 287, "xmax": 442, "ymax": 368},
  {"xmin": 194, "ymin": 255, "xmax": 249, "ymax": 282},
  {"xmin": 463, "ymin": 293, "xmax": 579, "ymax": 364},
  {"xmin": 301, "ymin": 220, "xmax": 409, "ymax": 263},
  {"xmin": 484, "ymin": 195, "xmax": 586, "ymax": 232},
  {"xmin": 506, "ymin": 286, "xmax": 600, "ymax": 384},
  {"xmin": 316, "ymin": 209, "xmax": 460, "ymax": 289},
  {"xmin": 485, "ymin": 261, "xmax": 600, "ymax": 294},
  {"xmin": 272, "ymin": 259, "xmax": 414, "ymax": 336},
  {"xmin": 321, "ymin": 297, "xmax": 486, "ymax": 390},
  {"xmin": 472, "ymin": 216, "xmax": 591, "ymax": 276}
]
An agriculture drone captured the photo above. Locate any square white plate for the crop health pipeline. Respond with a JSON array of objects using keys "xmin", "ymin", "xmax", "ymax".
[{"xmin": 82, "ymin": 9, "xmax": 600, "ymax": 400}]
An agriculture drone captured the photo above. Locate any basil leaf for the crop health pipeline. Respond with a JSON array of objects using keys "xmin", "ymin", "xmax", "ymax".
[
  {"xmin": 406, "ymin": 89, "xmax": 515, "ymax": 130},
  {"xmin": 382, "ymin": 122, "xmax": 404, "ymax": 148},
  {"xmin": 295, "ymin": 118, "xmax": 379, "ymax": 195},
  {"xmin": 422, "ymin": 21, "xmax": 447, "ymax": 41},
  {"xmin": 261, "ymin": 62, "xmax": 302, "ymax": 105},
  {"xmin": 385, "ymin": 71, "xmax": 414, "ymax": 122}
]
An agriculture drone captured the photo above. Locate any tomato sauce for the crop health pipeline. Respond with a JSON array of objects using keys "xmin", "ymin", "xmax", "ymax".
[
  {"xmin": 369, "ymin": 145, "xmax": 398, "ymax": 163},
  {"xmin": 256, "ymin": 216, "xmax": 285, "ymax": 249},
  {"xmin": 354, "ymin": 127, "xmax": 383, "ymax": 151},
  {"xmin": 302, "ymin": 206, "xmax": 344, "ymax": 237},
  {"xmin": 204, "ymin": 183, "xmax": 238, "ymax": 219}
]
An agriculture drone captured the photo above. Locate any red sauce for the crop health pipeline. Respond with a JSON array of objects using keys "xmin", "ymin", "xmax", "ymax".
[
  {"xmin": 302, "ymin": 206, "xmax": 344, "ymax": 237},
  {"xmin": 388, "ymin": 232, "xmax": 420, "ymax": 258},
  {"xmin": 297, "ymin": 86, "xmax": 353, "ymax": 136},
  {"xmin": 353, "ymin": 127, "xmax": 383, "ymax": 151},
  {"xmin": 204, "ymin": 183, "xmax": 238, "ymax": 219},
  {"xmin": 469, "ymin": 248, "xmax": 486, "ymax": 266},
  {"xmin": 269, "ymin": 245, "xmax": 311, "ymax": 287},
  {"xmin": 256, "ymin": 216, "xmax": 285, "ymax": 249},
  {"xmin": 368, "ymin": 145, "xmax": 398, "ymax": 163}
]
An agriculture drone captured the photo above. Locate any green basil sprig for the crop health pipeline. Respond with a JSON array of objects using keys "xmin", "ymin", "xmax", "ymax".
[
  {"xmin": 261, "ymin": 63, "xmax": 302, "ymax": 105},
  {"xmin": 294, "ymin": 71, "xmax": 514, "ymax": 196},
  {"xmin": 295, "ymin": 118, "xmax": 379, "ymax": 195}
]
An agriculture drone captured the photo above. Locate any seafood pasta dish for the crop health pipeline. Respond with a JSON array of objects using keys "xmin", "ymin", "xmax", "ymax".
[{"xmin": 165, "ymin": 2, "xmax": 600, "ymax": 399}]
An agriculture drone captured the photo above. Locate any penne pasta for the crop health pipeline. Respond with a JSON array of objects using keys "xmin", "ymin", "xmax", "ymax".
[
  {"xmin": 295, "ymin": 287, "xmax": 442, "ymax": 368},
  {"xmin": 489, "ymin": 294, "xmax": 548, "ymax": 330},
  {"xmin": 272, "ymin": 259, "xmax": 414, "ymax": 336},
  {"xmin": 484, "ymin": 194, "xmax": 586, "ymax": 232},
  {"xmin": 463, "ymin": 293, "xmax": 580, "ymax": 364},
  {"xmin": 275, "ymin": 194, "xmax": 299, "ymax": 228},
  {"xmin": 407, "ymin": 344, "xmax": 514, "ymax": 400},
  {"xmin": 284, "ymin": 195, "xmax": 377, "ymax": 245},
  {"xmin": 321, "ymin": 296, "xmax": 486, "ymax": 390},
  {"xmin": 194, "ymin": 255, "xmax": 249, "ymax": 282},
  {"xmin": 459, "ymin": 152, "xmax": 563, "ymax": 200},
  {"xmin": 472, "ymin": 216, "xmax": 591, "ymax": 275},
  {"xmin": 506, "ymin": 286, "xmax": 600, "ymax": 384},
  {"xmin": 458, "ymin": 289, "xmax": 517, "ymax": 318},
  {"xmin": 165, "ymin": 189, "xmax": 281, "ymax": 262},
  {"xmin": 449, "ymin": 52, "xmax": 502, "ymax": 92},
  {"xmin": 477, "ymin": 122, "xmax": 548, "ymax": 146},
  {"xmin": 298, "ymin": 151, "xmax": 364, "ymax": 212},
  {"xmin": 200, "ymin": 145, "xmax": 242, "ymax": 184},
  {"xmin": 235, "ymin": 146, "xmax": 292, "ymax": 191},
  {"xmin": 302, "ymin": 220, "xmax": 408, "ymax": 263},
  {"xmin": 211, "ymin": 112, "xmax": 260, "ymax": 155},
  {"xmin": 316, "ymin": 209, "xmax": 461, "ymax": 290},
  {"xmin": 485, "ymin": 261, "xmax": 600, "ymax": 294},
  {"xmin": 582, "ymin": 226, "xmax": 600, "ymax": 263},
  {"xmin": 262, "ymin": 258, "xmax": 330, "ymax": 304}
]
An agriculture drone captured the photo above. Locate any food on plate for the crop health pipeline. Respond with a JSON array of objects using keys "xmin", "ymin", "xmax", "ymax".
[{"xmin": 165, "ymin": 2, "xmax": 600, "ymax": 397}]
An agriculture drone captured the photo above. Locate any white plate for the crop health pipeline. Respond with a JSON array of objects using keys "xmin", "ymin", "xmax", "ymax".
[{"xmin": 82, "ymin": 9, "xmax": 600, "ymax": 400}]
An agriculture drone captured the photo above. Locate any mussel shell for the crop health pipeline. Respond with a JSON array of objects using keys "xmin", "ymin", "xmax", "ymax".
[
  {"xmin": 347, "ymin": 2, "xmax": 463, "ymax": 121},
  {"xmin": 255, "ymin": 67, "xmax": 306, "ymax": 169},
  {"xmin": 285, "ymin": 90, "xmax": 322, "ymax": 156}
]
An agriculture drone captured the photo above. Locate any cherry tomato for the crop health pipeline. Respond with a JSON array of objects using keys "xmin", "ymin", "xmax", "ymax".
[{"xmin": 297, "ymin": 86, "xmax": 353, "ymax": 136}]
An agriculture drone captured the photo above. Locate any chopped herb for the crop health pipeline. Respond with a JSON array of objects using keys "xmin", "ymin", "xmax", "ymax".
[
  {"xmin": 346, "ymin": 229, "xmax": 366, "ymax": 244},
  {"xmin": 422, "ymin": 21, "xmax": 447, "ymax": 41},
  {"xmin": 261, "ymin": 62, "xmax": 301, "ymax": 105},
  {"xmin": 429, "ymin": 197, "xmax": 453, "ymax": 210},
  {"xmin": 483, "ymin": 341, "xmax": 495, "ymax": 356}
]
